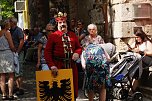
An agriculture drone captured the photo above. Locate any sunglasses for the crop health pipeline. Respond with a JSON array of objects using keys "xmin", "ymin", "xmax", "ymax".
[
  {"xmin": 89, "ymin": 29, "xmax": 95, "ymax": 30},
  {"xmin": 47, "ymin": 30, "xmax": 54, "ymax": 32},
  {"xmin": 78, "ymin": 23, "xmax": 82, "ymax": 25}
]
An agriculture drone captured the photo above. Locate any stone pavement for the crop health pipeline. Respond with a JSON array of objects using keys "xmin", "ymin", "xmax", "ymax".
[
  {"xmin": 0, "ymin": 62, "xmax": 151, "ymax": 101},
  {"xmin": 16, "ymin": 62, "xmax": 37, "ymax": 101},
  {"xmin": 0, "ymin": 62, "xmax": 37, "ymax": 101},
  {"xmin": 76, "ymin": 89, "xmax": 151, "ymax": 101}
]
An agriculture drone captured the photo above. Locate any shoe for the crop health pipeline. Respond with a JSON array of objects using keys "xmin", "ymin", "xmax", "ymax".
[
  {"xmin": 13, "ymin": 93, "xmax": 18, "ymax": 98},
  {"xmin": 2, "ymin": 95, "xmax": 7, "ymax": 100},
  {"xmin": 8, "ymin": 95, "xmax": 17, "ymax": 100},
  {"xmin": 16, "ymin": 89, "xmax": 24, "ymax": 95}
]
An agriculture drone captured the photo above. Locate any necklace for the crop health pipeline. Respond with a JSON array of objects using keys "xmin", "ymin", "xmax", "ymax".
[{"xmin": 62, "ymin": 32, "xmax": 73, "ymax": 68}]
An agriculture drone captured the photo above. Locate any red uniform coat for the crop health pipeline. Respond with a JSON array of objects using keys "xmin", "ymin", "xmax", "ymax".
[{"xmin": 44, "ymin": 30, "xmax": 82, "ymax": 98}]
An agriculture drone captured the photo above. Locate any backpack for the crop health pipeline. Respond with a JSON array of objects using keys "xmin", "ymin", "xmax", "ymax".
[{"xmin": 83, "ymin": 44, "xmax": 108, "ymax": 65}]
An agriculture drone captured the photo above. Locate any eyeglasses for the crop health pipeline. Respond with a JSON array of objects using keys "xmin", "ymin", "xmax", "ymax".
[
  {"xmin": 89, "ymin": 29, "xmax": 95, "ymax": 30},
  {"xmin": 78, "ymin": 23, "xmax": 82, "ymax": 25}
]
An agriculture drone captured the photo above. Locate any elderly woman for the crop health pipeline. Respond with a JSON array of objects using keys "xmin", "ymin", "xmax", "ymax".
[
  {"xmin": 81, "ymin": 24, "xmax": 105, "ymax": 49},
  {"xmin": 0, "ymin": 19, "xmax": 16, "ymax": 100}
]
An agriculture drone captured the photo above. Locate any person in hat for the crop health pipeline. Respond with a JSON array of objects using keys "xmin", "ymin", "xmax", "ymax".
[{"xmin": 44, "ymin": 12, "xmax": 82, "ymax": 98}]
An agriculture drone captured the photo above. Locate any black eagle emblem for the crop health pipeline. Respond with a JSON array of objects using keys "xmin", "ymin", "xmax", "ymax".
[{"xmin": 39, "ymin": 78, "xmax": 72, "ymax": 101}]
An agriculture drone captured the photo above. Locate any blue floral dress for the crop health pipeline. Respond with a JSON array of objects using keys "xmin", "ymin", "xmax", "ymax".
[{"xmin": 83, "ymin": 44, "xmax": 111, "ymax": 91}]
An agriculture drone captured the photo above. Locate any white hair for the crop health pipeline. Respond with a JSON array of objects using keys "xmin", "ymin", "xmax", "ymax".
[
  {"xmin": 87, "ymin": 24, "xmax": 98, "ymax": 35},
  {"xmin": 87, "ymin": 23, "xmax": 98, "ymax": 34},
  {"xmin": 10, "ymin": 17, "xmax": 18, "ymax": 23}
]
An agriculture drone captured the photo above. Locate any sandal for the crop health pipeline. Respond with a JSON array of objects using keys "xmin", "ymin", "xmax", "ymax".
[
  {"xmin": 8, "ymin": 95, "xmax": 16, "ymax": 100},
  {"xmin": 2, "ymin": 95, "xmax": 7, "ymax": 100}
]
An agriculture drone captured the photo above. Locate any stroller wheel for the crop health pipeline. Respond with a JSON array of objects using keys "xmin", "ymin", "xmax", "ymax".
[
  {"xmin": 132, "ymin": 92, "xmax": 143, "ymax": 101},
  {"xmin": 84, "ymin": 89, "xmax": 99, "ymax": 100},
  {"xmin": 106, "ymin": 99, "xmax": 114, "ymax": 101}
]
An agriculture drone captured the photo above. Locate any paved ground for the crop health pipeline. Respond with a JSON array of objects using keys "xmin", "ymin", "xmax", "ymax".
[
  {"xmin": 76, "ymin": 90, "xmax": 151, "ymax": 101},
  {"xmin": 0, "ymin": 62, "xmax": 151, "ymax": 101},
  {"xmin": 0, "ymin": 62, "xmax": 37, "ymax": 101}
]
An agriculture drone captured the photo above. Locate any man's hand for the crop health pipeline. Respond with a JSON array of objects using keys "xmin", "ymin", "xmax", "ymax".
[
  {"xmin": 36, "ymin": 63, "xmax": 41, "ymax": 71},
  {"xmin": 72, "ymin": 53, "xmax": 79, "ymax": 61},
  {"xmin": 50, "ymin": 66, "xmax": 58, "ymax": 77}
]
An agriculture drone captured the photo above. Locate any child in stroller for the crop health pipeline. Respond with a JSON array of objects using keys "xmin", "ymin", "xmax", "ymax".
[{"xmin": 107, "ymin": 51, "xmax": 144, "ymax": 101}]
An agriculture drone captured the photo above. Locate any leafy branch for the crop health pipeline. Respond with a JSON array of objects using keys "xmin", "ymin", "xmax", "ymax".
[{"xmin": 0, "ymin": 0, "xmax": 15, "ymax": 19}]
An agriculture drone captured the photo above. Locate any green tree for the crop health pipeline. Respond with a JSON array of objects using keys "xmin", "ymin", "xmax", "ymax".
[{"xmin": 0, "ymin": 0, "xmax": 14, "ymax": 19}]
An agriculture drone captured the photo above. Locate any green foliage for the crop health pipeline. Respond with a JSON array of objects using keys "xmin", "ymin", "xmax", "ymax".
[{"xmin": 0, "ymin": 0, "xmax": 15, "ymax": 19}]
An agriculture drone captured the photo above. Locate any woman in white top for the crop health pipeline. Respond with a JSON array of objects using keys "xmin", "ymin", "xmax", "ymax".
[
  {"xmin": 131, "ymin": 29, "xmax": 152, "ymax": 67},
  {"xmin": 130, "ymin": 29, "xmax": 152, "ymax": 93}
]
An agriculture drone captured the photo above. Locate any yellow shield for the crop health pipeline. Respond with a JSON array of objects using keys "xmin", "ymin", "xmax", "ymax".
[{"xmin": 36, "ymin": 69, "xmax": 74, "ymax": 101}]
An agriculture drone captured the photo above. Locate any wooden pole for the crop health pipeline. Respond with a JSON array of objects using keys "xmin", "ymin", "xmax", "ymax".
[{"xmin": 102, "ymin": 3, "xmax": 108, "ymax": 42}]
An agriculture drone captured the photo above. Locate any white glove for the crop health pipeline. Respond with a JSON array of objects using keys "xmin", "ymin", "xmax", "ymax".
[
  {"xmin": 50, "ymin": 66, "xmax": 58, "ymax": 70},
  {"xmin": 72, "ymin": 53, "xmax": 79, "ymax": 61}
]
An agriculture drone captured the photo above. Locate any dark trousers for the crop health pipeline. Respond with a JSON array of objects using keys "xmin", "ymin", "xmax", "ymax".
[{"xmin": 142, "ymin": 56, "xmax": 152, "ymax": 68}]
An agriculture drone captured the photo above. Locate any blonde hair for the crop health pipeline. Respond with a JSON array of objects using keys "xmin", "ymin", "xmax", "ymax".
[{"xmin": 1, "ymin": 19, "xmax": 10, "ymax": 29}]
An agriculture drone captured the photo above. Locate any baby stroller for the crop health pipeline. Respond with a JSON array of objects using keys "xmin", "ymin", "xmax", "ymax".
[{"xmin": 107, "ymin": 51, "xmax": 144, "ymax": 101}]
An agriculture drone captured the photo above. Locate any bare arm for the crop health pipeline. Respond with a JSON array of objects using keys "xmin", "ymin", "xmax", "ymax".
[
  {"xmin": 144, "ymin": 41, "xmax": 152, "ymax": 56},
  {"xmin": 36, "ymin": 43, "xmax": 43, "ymax": 70},
  {"xmin": 104, "ymin": 49, "xmax": 110, "ymax": 61},
  {"xmin": 17, "ymin": 38, "xmax": 24, "ymax": 53},
  {"xmin": 5, "ymin": 31, "xmax": 15, "ymax": 52}
]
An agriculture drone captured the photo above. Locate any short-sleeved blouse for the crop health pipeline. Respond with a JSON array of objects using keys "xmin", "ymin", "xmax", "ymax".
[{"xmin": 81, "ymin": 35, "xmax": 105, "ymax": 48}]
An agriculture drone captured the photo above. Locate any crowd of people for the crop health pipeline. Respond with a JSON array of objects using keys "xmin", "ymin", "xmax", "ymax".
[{"xmin": 0, "ymin": 11, "xmax": 152, "ymax": 101}]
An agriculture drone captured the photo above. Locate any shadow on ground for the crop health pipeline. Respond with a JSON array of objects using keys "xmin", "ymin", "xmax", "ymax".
[{"xmin": 0, "ymin": 62, "xmax": 37, "ymax": 101}]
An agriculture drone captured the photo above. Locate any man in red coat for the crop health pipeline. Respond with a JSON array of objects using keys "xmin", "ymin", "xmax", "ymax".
[{"xmin": 44, "ymin": 12, "xmax": 82, "ymax": 98}]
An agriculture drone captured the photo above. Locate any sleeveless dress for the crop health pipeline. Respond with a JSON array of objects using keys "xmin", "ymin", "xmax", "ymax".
[{"xmin": 0, "ymin": 33, "xmax": 14, "ymax": 73}]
